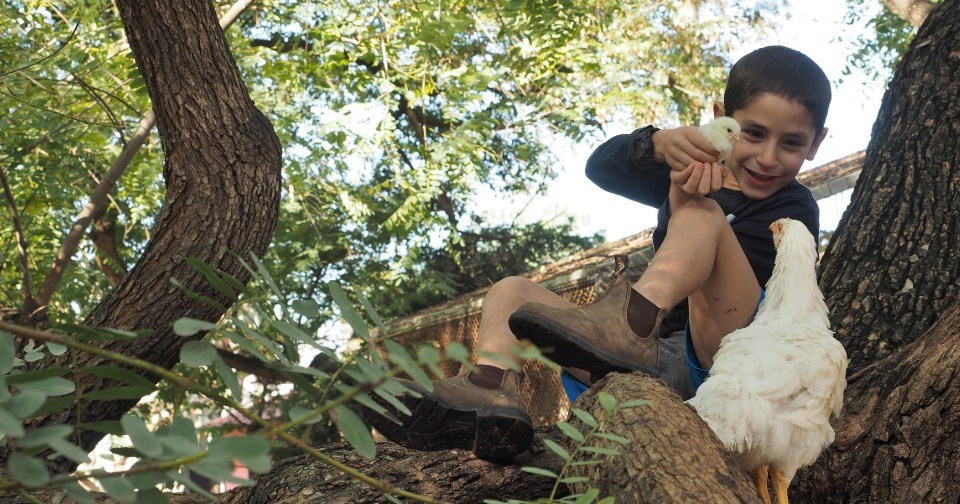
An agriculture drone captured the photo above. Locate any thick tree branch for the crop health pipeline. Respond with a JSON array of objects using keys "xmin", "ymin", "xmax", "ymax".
[{"xmin": 30, "ymin": 0, "xmax": 256, "ymax": 316}]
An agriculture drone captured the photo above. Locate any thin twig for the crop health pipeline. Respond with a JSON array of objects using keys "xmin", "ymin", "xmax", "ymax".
[
  {"xmin": 0, "ymin": 22, "xmax": 80, "ymax": 79},
  {"xmin": 0, "ymin": 161, "xmax": 35, "ymax": 308}
]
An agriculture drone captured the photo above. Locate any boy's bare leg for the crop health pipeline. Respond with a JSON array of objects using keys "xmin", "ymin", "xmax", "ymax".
[
  {"xmin": 475, "ymin": 276, "xmax": 591, "ymax": 384},
  {"xmin": 634, "ymin": 197, "xmax": 760, "ymax": 367}
]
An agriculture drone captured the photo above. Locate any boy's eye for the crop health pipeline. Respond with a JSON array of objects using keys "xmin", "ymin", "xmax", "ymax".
[{"xmin": 743, "ymin": 129, "xmax": 762, "ymax": 139}]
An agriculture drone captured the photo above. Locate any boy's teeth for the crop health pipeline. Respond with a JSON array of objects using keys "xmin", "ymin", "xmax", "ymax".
[{"xmin": 748, "ymin": 168, "xmax": 773, "ymax": 181}]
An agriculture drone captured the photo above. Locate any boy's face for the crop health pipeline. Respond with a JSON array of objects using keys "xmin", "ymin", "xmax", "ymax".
[{"xmin": 715, "ymin": 93, "xmax": 828, "ymax": 200}]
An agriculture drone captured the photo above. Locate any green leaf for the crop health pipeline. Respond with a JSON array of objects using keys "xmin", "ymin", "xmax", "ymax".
[
  {"xmin": 291, "ymin": 299, "xmax": 320, "ymax": 319},
  {"xmin": 4, "ymin": 368, "xmax": 69, "ymax": 384},
  {"xmin": 186, "ymin": 258, "xmax": 240, "ymax": 301},
  {"xmin": 167, "ymin": 470, "xmax": 215, "ymax": 500},
  {"xmin": 618, "ymin": 399, "xmax": 653, "ymax": 409},
  {"xmin": 46, "ymin": 341, "xmax": 68, "ymax": 356},
  {"xmin": 168, "ymin": 277, "xmax": 228, "ymax": 313},
  {"xmin": 84, "ymin": 386, "xmax": 154, "ymax": 401},
  {"xmin": 172, "ymin": 318, "xmax": 217, "ymax": 337},
  {"xmin": 214, "ymin": 355, "xmax": 242, "ymax": 399},
  {"xmin": 13, "ymin": 376, "xmax": 75, "ymax": 396},
  {"xmin": 384, "ymin": 341, "xmax": 432, "ymax": 391},
  {"xmin": 575, "ymin": 488, "xmax": 600, "ymax": 504},
  {"xmin": 250, "ymin": 254, "xmax": 283, "ymax": 300},
  {"xmin": 579, "ymin": 446, "xmax": 620, "ymax": 456},
  {"xmin": 594, "ymin": 432, "xmax": 630, "ymax": 445},
  {"xmin": 542, "ymin": 439, "xmax": 571, "ymax": 461},
  {"xmin": 81, "ymin": 366, "xmax": 157, "ymax": 390},
  {"xmin": 557, "ymin": 422, "xmax": 584, "ymax": 443},
  {"xmin": 597, "ymin": 391, "xmax": 618, "ymax": 413},
  {"xmin": 121, "ymin": 414, "xmax": 162, "ymax": 458},
  {"xmin": 354, "ymin": 287, "xmax": 387, "ymax": 335},
  {"xmin": 520, "ymin": 466, "xmax": 559, "ymax": 479},
  {"xmin": 180, "ymin": 341, "xmax": 218, "ymax": 368},
  {"xmin": 5, "ymin": 390, "xmax": 47, "ymax": 418},
  {"xmin": 49, "ymin": 437, "xmax": 91, "ymax": 465},
  {"xmin": 0, "ymin": 407, "xmax": 24, "ymax": 437},
  {"xmin": 209, "ymin": 435, "xmax": 271, "ymax": 473},
  {"xmin": 334, "ymin": 405, "xmax": 375, "ymax": 459},
  {"xmin": 31, "ymin": 396, "xmax": 74, "ymax": 417},
  {"xmin": 271, "ymin": 319, "xmax": 320, "ymax": 348},
  {"xmin": 16, "ymin": 424, "xmax": 72, "ymax": 448},
  {"xmin": 444, "ymin": 341, "xmax": 470, "ymax": 363},
  {"xmin": 0, "ymin": 331, "xmax": 15, "ymax": 374},
  {"xmin": 59, "ymin": 481, "xmax": 96, "ymax": 504},
  {"xmin": 327, "ymin": 282, "xmax": 370, "ymax": 341},
  {"xmin": 571, "ymin": 408, "xmax": 597, "ymax": 428},
  {"xmin": 7, "ymin": 453, "xmax": 50, "ymax": 487},
  {"xmin": 23, "ymin": 351, "xmax": 43, "ymax": 363},
  {"xmin": 289, "ymin": 405, "xmax": 322, "ymax": 424},
  {"xmin": 559, "ymin": 476, "xmax": 589, "ymax": 484},
  {"xmin": 596, "ymin": 497, "xmax": 615, "ymax": 504},
  {"xmin": 99, "ymin": 475, "xmax": 137, "ymax": 502},
  {"xmin": 417, "ymin": 345, "xmax": 445, "ymax": 379},
  {"xmin": 132, "ymin": 487, "xmax": 169, "ymax": 504}
]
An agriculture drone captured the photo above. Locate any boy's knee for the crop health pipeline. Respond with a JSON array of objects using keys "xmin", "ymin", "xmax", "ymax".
[
  {"xmin": 670, "ymin": 198, "xmax": 725, "ymax": 223},
  {"xmin": 487, "ymin": 276, "xmax": 538, "ymax": 305}
]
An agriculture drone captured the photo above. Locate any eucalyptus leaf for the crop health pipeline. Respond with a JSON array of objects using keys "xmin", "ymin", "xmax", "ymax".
[
  {"xmin": 179, "ymin": 340, "xmax": 218, "ymax": 368},
  {"xmin": 0, "ymin": 331, "xmax": 15, "ymax": 374},
  {"xmin": 7, "ymin": 452, "xmax": 50, "ymax": 487},
  {"xmin": 98, "ymin": 475, "xmax": 137, "ymax": 502},
  {"xmin": 121, "ymin": 414, "xmax": 163, "ymax": 458},
  {"xmin": 13, "ymin": 376, "xmax": 75, "ymax": 396},
  {"xmin": 172, "ymin": 318, "xmax": 217, "ymax": 337},
  {"xmin": 334, "ymin": 405, "xmax": 375, "ymax": 459},
  {"xmin": 5, "ymin": 390, "xmax": 47, "ymax": 419},
  {"xmin": 0, "ymin": 407, "xmax": 24, "ymax": 437}
]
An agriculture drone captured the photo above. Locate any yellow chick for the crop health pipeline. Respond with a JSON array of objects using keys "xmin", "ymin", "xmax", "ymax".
[{"xmin": 698, "ymin": 117, "xmax": 741, "ymax": 162}]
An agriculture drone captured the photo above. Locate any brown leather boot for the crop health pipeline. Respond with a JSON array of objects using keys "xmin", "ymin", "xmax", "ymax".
[
  {"xmin": 508, "ymin": 276, "xmax": 667, "ymax": 380},
  {"xmin": 363, "ymin": 367, "xmax": 534, "ymax": 461}
]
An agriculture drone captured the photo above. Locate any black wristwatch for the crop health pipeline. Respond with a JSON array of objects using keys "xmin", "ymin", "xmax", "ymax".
[{"xmin": 631, "ymin": 125, "xmax": 661, "ymax": 166}]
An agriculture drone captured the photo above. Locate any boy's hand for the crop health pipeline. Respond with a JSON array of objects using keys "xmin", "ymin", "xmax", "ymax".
[
  {"xmin": 670, "ymin": 161, "xmax": 728, "ymax": 197},
  {"xmin": 652, "ymin": 126, "xmax": 721, "ymax": 172}
]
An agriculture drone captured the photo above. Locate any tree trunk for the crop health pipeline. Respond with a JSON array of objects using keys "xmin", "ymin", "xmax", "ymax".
[
  {"xmin": 818, "ymin": 0, "xmax": 959, "ymax": 371},
  {"xmin": 8, "ymin": 0, "xmax": 282, "ymax": 471},
  {"xmin": 220, "ymin": 374, "xmax": 760, "ymax": 504},
  {"xmin": 792, "ymin": 301, "xmax": 960, "ymax": 503}
]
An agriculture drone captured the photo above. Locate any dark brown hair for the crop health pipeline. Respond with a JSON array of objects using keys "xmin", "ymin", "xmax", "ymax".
[{"xmin": 724, "ymin": 46, "xmax": 831, "ymax": 135}]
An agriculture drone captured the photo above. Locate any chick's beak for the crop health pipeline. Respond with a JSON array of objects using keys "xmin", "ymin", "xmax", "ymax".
[{"xmin": 733, "ymin": 132, "xmax": 740, "ymax": 142}]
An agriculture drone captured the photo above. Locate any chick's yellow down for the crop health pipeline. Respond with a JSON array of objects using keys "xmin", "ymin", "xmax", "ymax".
[
  {"xmin": 686, "ymin": 218, "xmax": 847, "ymax": 504},
  {"xmin": 698, "ymin": 116, "xmax": 741, "ymax": 162}
]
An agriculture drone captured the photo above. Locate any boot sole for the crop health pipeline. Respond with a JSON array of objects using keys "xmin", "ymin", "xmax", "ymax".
[
  {"xmin": 509, "ymin": 309, "xmax": 661, "ymax": 379},
  {"xmin": 363, "ymin": 382, "xmax": 534, "ymax": 461}
]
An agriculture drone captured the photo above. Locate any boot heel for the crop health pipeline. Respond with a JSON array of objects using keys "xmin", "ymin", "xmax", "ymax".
[{"xmin": 473, "ymin": 408, "xmax": 534, "ymax": 461}]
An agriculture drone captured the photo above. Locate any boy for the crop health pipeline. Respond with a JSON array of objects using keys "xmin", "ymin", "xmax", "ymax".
[{"xmin": 364, "ymin": 45, "xmax": 830, "ymax": 461}]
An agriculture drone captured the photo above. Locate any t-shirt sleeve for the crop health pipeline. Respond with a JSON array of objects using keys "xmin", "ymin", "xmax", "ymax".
[
  {"xmin": 733, "ymin": 195, "xmax": 820, "ymax": 287},
  {"xmin": 584, "ymin": 129, "xmax": 671, "ymax": 208}
]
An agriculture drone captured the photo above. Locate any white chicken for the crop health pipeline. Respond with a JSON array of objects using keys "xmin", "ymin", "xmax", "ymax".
[
  {"xmin": 686, "ymin": 218, "xmax": 847, "ymax": 504},
  {"xmin": 698, "ymin": 116, "xmax": 741, "ymax": 162}
]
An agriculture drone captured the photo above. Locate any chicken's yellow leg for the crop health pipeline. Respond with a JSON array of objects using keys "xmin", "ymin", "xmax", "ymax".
[
  {"xmin": 750, "ymin": 465, "xmax": 770, "ymax": 504},
  {"xmin": 770, "ymin": 467, "xmax": 790, "ymax": 504}
]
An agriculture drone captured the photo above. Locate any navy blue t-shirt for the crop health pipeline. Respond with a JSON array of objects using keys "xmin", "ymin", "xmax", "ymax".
[{"xmin": 584, "ymin": 128, "xmax": 820, "ymax": 332}]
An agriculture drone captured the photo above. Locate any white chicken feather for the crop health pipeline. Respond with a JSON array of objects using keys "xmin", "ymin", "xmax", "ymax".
[
  {"xmin": 698, "ymin": 116, "xmax": 741, "ymax": 162},
  {"xmin": 686, "ymin": 218, "xmax": 847, "ymax": 504}
]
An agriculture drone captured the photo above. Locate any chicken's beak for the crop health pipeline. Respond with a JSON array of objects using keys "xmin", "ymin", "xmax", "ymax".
[{"xmin": 733, "ymin": 132, "xmax": 740, "ymax": 142}]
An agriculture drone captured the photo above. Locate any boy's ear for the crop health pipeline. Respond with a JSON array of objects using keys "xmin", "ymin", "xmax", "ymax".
[
  {"xmin": 805, "ymin": 127, "xmax": 829, "ymax": 161},
  {"xmin": 712, "ymin": 101, "xmax": 726, "ymax": 118}
]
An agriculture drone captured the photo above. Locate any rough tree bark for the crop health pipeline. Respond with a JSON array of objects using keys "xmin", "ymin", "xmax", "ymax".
[
  {"xmin": 4, "ymin": 0, "xmax": 282, "ymax": 471},
  {"xmin": 792, "ymin": 301, "xmax": 960, "ymax": 503},
  {"xmin": 222, "ymin": 1, "xmax": 960, "ymax": 502},
  {"xmin": 218, "ymin": 374, "xmax": 760, "ymax": 504},
  {"xmin": 818, "ymin": 0, "xmax": 959, "ymax": 371}
]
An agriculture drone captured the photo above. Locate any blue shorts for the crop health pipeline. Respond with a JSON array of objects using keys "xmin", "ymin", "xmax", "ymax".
[{"xmin": 685, "ymin": 289, "xmax": 766, "ymax": 392}]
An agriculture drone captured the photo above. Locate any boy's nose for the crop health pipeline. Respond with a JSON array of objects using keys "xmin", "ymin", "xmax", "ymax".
[{"xmin": 756, "ymin": 143, "xmax": 778, "ymax": 168}]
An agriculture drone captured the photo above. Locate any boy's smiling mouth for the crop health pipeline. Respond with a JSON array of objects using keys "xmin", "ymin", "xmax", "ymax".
[{"xmin": 743, "ymin": 167, "xmax": 777, "ymax": 184}]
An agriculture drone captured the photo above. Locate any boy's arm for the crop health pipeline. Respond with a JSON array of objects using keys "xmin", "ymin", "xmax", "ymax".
[
  {"xmin": 584, "ymin": 128, "xmax": 671, "ymax": 207},
  {"xmin": 585, "ymin": 126, "xmax": 722, "ymax": 208}
]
